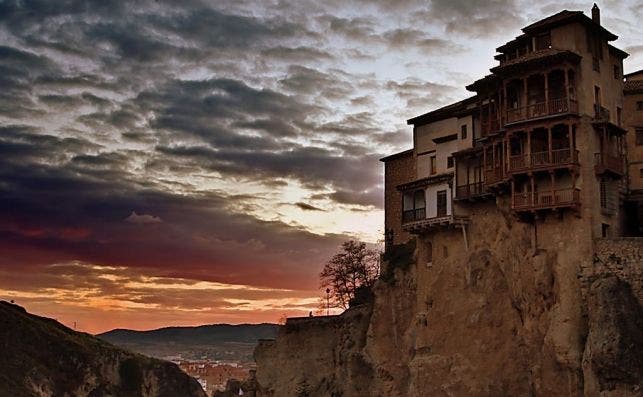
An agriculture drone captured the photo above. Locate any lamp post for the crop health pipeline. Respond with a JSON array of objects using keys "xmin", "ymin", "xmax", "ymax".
[{"xmin": 325, "ymin": 288, "xmax": 330, "ymax": 316}]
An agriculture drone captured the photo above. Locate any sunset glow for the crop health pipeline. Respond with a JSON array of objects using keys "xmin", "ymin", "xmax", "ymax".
[{"xmin": 1, "ymin": 0, "xmax": 641, "ymax": 333}]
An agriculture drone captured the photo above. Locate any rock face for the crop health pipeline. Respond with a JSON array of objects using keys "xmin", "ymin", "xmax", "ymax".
[
  {"xmin": 0, "ymin": 301, "xmax": 207, "ymax": 397},
  {"xmin": 254, "ymin": 203, "xmax": 643, "ymax": 396}
]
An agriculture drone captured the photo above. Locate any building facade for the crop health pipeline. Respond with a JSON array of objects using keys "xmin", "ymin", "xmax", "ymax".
[
  {"xmin": 382, "ymin": 5, "xmax": 638, "ymax": 250},
  {"xmin": 623, "ymin": 69, "xmax": 643, "ymax": 233}
]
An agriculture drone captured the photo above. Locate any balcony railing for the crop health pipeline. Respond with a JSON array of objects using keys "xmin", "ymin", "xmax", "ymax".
[
  {"xmin": 594, "ymin": 152, "xmax": 624, "ymax": 176},
  {"xmin": 506, "ymin": 97, "xmax": 578, "ymax": 124},
  {"xmin": 484, "ymin": 167, "xmax": 504, "ymax": 185},
  {"xmin": 456, "ymin": 182, "xmax": 487, "ymax": 199},
  {"xmin": 508, "ymin": 148, "xmax": 579, "ymax": 173},
  {"xmin": 481, "ymin": 117, "xmax": 500, "ymax": 136},
  {"xmin": 402, "ymin": 208, "xmax": 426, "ymax": 224},
  {"xmin": 594, "ymin": 104, "xmax": 610, "ymax": 121},
  {"xmin": 512, "ymin": 188, "xmax": 580, "ymax": 211}
]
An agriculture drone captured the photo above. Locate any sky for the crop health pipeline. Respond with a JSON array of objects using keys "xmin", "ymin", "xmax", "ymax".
[{"xmin": 0, "ymin": 0, "xmax": 641, "ymax": 334}]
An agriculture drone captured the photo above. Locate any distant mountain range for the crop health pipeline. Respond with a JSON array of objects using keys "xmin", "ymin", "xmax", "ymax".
[
  {"xmin": 98, "ymin": 323, "xmax": 279, "ymax": 345},
  {"xmin": 0, "ymin": 301, "xmax": 206, "ymax": 397},
  {"xmin": 98, "ymin": 323, "xmax": 280, "ymax": 362}
]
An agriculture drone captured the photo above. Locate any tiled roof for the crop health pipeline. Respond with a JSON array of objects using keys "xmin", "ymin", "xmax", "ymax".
[
  {"xmin": 490, "ymin": 49, "xmax": 581, "ymax": 74},
  {"xmin": 522, "ymin": 9, "xmax": 617, "ymax": 41},
  {"xmin": 380, "ymin": 149, "xmax": 413, "ymax": 162},
  {"xmin": 624, "ymin": 80, "xmax": 643, "ymax": 94},
  {"xmin": 407, "ymin": 95, "xmax": 477, "ymax": 126}
]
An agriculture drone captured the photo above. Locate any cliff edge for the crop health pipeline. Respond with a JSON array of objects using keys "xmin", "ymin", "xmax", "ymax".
[{"xmin": 254, "ymin": 205, "xmax": 643, "ymax": 396}]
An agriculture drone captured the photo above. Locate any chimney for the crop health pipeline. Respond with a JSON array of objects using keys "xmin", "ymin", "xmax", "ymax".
[{"xmin": 592, "ymin": 3, "xmax": 600, "ymax": 25}]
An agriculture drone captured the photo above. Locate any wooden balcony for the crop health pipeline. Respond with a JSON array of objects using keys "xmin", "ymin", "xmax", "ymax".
[
  {"xmin": 506, "ymin": 97, "xmax": 578, "ymax": 124},
  {"xmin": 512, "ymin": 188, "xmax": 580, "ymax": 212},
  {"xmin": 402, "ymin": 208, "xmax": 426, "ymax": 224},
  {"xmin": 455, "ymin": 182, "xmax": 490, "ymax": 200},
  {"xmin": 480, "ymin": 118, "xmax": 500, "ymax": 137},
  {"xmin": 484, "ymin": 167, "xmax": 505, "ymax": 186},
  {"xmin": 594, "ymin": 153, "xmax": 624, "ymax": 177},
  {"xmin": 402, "ymin": 214, "xmax": 469, "ymax": 234},
  {"xmin": 508, "ymin": 148, "xmax": 579, "ymax": 174}
]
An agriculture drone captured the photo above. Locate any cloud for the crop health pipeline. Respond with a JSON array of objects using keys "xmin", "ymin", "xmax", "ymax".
[
  {"xmin": 1, "ymin": 0, "xmax": 639, "ymax": 329},
  {"xmin": 125, "ymin": 211, "xmax": 163, "ymax": 224},
  {"xmin": 415, "ymin": 0, "xmax": 525, "ymax": 37},
  {"xmin": 295, "ymin": 202, "xmax": 324, "ymax": 211}
]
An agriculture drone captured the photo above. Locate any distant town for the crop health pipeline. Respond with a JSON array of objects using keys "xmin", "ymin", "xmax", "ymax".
[{"xmin": 174, "ymin": 359, "xmax": 253, "ymax": 395}]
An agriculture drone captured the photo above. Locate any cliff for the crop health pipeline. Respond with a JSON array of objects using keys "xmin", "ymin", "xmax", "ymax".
[
  {"xmin": 0, "ymin": 301, "xmax": 207, "ymax": 397},
  {"xmin": 254, "ymin": 203, "xmax": 643, "ymax": 396}
]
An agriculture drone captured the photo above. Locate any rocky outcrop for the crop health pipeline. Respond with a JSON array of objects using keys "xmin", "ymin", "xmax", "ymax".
[
  {"xmin": 254, "ymin": 202, "xmax": 643, "ymax": 396},
  {"xmin": 255, "ymin": 306, "xmax": 373, "ymax": 397},
  {"xmin": 0, "ymin": 301, "xmax": 206, "ymax": 397}
]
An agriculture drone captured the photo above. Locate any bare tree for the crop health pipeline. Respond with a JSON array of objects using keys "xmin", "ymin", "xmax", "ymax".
[{"xmin": 320, "ymin": 240, "xmax": 380, "ymax": 310}]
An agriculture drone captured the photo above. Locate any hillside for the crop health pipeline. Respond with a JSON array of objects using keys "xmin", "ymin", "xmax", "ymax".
[
  {"xmin": 0, "ymin": 301, "xmax": 207, "ymax": 397},
  {"xmin": 98, "ymin": 323, "xmax": 280, "ymax": 362},
  {"xmin": 99, "ymin": 323, "xmax": 279, "ymax": 345}
]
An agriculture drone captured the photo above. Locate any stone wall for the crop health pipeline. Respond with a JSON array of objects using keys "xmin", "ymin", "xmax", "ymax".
[
  {"xmin": 254, "ymin": 305, "xmax": 373, "ymax": 397},
  {"xmin": 383, "ymin": 150, "xmax": 415, "ymax": 246},
  {"xmin": 583, "ymin": 238, "xmax": 643, "ymax": 303},
  {"xmin": 580, "ymin": 238, "xmax": 643, "ymax": 396}
]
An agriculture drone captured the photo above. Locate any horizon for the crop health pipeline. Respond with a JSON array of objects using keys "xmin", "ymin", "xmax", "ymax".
[{"xmin": 1, "ymin": 0, "xmax": 642, "ymax": 335}]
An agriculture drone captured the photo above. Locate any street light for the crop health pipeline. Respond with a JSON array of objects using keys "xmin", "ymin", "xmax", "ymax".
[{"xmin": 325, "ymin": 288, "xmax": 330, "ymax": 316}]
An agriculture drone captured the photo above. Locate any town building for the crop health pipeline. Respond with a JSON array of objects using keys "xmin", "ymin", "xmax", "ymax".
[
  {"xmin": 623, "ymin": 69, "xmax": 643, "ymax": 233},
  {"xmin": 382, "ymin": 5, "xmax": 638, "ymax": 251}
]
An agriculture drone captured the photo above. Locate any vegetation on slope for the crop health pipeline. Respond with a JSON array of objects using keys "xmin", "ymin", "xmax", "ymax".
[{"xmin": 0, "ymin": 301, "xmax": 206, "ymax": 397}]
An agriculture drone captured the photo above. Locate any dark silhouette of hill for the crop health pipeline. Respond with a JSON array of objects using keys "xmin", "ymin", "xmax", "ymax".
[
  {"xmin": 98, "ymin": 323, "xmax": 279, "ymax": 346},
  {"xmin": 0, "ymin": 301, "xmax": 206, "ymax": 397}
]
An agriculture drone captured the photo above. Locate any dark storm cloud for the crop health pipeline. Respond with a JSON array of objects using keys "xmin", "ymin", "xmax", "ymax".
[
  {"xmin": 386, "ymin": 79, "xmax": 459, "ymax": 109},
  {"xmin": 0, "ymin": 126, "xmax": 346, "ymax": 289},
  {"xmin": 415, "ymin": 0, "xmax": 524, "ymax": 37},
  {"xmin": 295, "ymin": 202, "xmax": 324, "ymax": 211},
  {"xmin": 5, "ymin": 0, "xmax": 582, "ymax": 298},
  {"xmin": 381, "ymin": 29, "xmax": 463, "ymax": 52},
  {"xmin": 278, "ymin": 65, "xmax": 354, "ymax": 99},
  {"xmin": 156, "ymin": 144, "xmax": 381, "ymax": 196},
  {"xmin": 319, "ymin": 15, "xmax": 376, "ymax": 41},
  {"xmin": 261, "ymin": 46, "xmax": 334, "ymax": 62},
  {"xmin": 313, "ymin": 189, "xmax": 382, "ymax": 208}
]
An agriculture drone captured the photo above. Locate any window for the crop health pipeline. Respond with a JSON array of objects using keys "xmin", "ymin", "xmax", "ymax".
[
  {"xmin": 535, "ymin": 32, "xmax": 551, "ymax": 50},
  {"xmin": 600, "ymin": 179, "xmax": 608, "ymax": 209},
  {"xmin": 601, "ymin": 223, "xmax": 609, "ymax": 238},
  {"xmin": 613, "ymin": 65, "xmax": 620, "ymax": 79},
  {"xmin": 617, "ymin": 107, "xmax": 622, "ymax": 126},
  {"xmin": 636, "ymin": 128, "xmax": 643, "ymax": 146},
  {"xmin": 430, "ymin": 156, "xmax": 436, "ymax": 175},
  {"xmin": 639, "ymin": 168, "xmax": 643, "ymax": 178},
  {"xmin": 637, "ymin": 101, "xmax": 643, "ymax": 111},
  {"xmin": 461, "ymin": 124, "xmax": 467, "ymax": 139},
  {"xmin": 402, "ymin": 190, "xmax": 425, "ymax": 223},
  {"xmin": 594, "ymin": 86, "xmax": 601, "ymax": 106},
  {"xmin": 436, "ymin": 190, "xmax": 447, "ymax": 217},
  {"xmin": 447, "ymin": 156, "xmax": 454, "ymax": 168}
]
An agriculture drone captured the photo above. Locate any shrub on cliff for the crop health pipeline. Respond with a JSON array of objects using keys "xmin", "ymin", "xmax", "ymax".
[
  {"xmin": 379, "ymin": 239, "xmax": 416, "ymax": 283},
  {"xmin": 349, "ymin": 284, "xmax": 375, "ymax": 307}
]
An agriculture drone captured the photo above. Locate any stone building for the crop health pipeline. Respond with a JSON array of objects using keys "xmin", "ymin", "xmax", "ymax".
[
  {"xmin": 382, "ymin": 4, "xmax": 637, "ymax": 249},
  {"xmin": 623, "ymin": 69, "xmax": 643, "ymax": 234}
]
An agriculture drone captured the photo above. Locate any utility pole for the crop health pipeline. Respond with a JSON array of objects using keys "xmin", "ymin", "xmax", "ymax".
[{"xmin": 326, "ymin": 288, "xmax": 330, "ymax": 316}]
